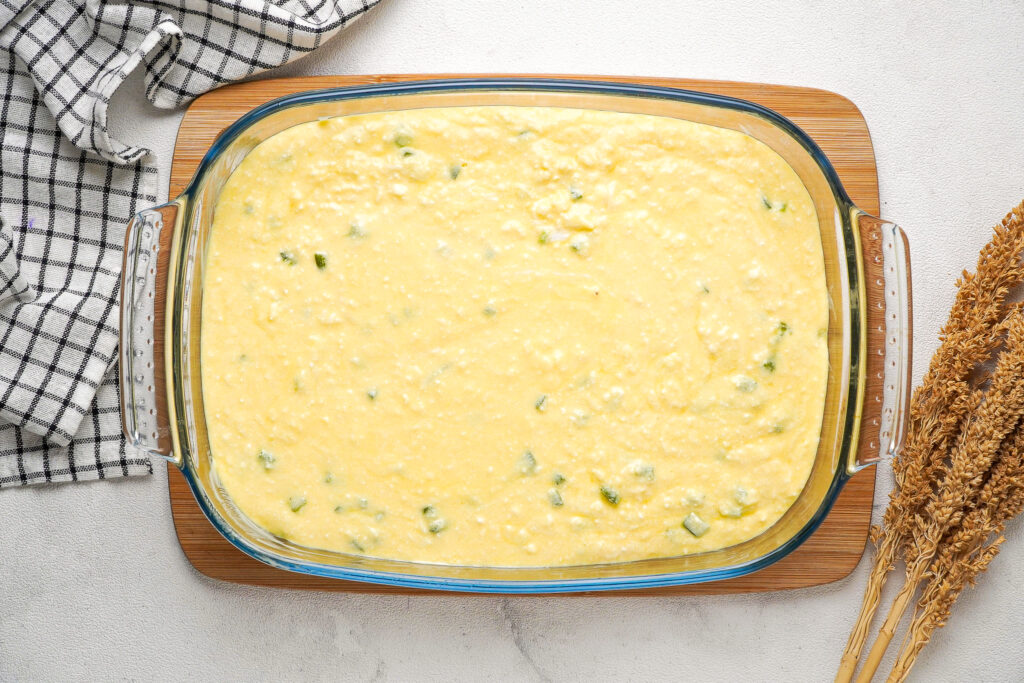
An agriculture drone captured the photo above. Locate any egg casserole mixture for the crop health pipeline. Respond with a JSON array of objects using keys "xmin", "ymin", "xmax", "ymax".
[{"xmin": 201, "ymin": 105, "xmax": 828, "ymax": 567}]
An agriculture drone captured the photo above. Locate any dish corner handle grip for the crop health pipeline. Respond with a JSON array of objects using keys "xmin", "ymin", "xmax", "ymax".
[
  {"xmin": 851, "ymin": 215, "xmax": 913, "ymax": 475},
  {"xmin": 119, "ymin": 201, "xmax": 180, "ymax": 465}
]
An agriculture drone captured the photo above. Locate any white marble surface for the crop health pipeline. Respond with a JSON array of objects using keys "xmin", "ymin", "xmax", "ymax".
[{"xmin": 3, "ymin": 1, "xmax": 1024, "ymax": 680}]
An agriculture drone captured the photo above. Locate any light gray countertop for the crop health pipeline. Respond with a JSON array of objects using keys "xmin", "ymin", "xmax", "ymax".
[{"xmin": 3, "ymin": 1, "xmax": 1024, "ymax": 680}]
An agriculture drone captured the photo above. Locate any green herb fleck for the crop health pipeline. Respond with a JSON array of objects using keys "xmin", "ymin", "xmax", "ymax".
[
  {"xmin": 288, "ymin": 495, "xmax": 307, "ymax": 512},
  {"xmin": 257, "ymin": 449, "xmax": 275, "ymax": 470},
  {"xmin": 762, "ymin": 357, "xmax": 777, "ymax": 372},
  {"xmin": 334, "ymin": 505, "xmax": 344, "ymax": 513},
  {"xmin": 293, "ymin": 375, "xmax": 304, "ymax": 392},
  {"xmin": 683, "ymin": 512, "xmax": 710, "ymax": 537},
  {"xmin": 538, "ymin": 230, "xmax": 551, "ymax": 245},
  {"xmin": 400, "ymin": 148, "xmax": 415, "ymax": 157},
  {"xmin": 777, "ymin": 321, "xmax": 790, "ymax": 336},
  {"xmin": 357, "ymin": 497, "xmax": 369, "ymax": 509},
  {"xmin": 428, "ymin": 519, "xmax": 447, "ymax": 534},
  {"xmin": 600, "ymin": 485, "xmax": 620, "ymax": 506},
  {"xmin": 548, "ymin": 489, "xmax": 564, "ymax": 507},
  {"xmin": 552, "ymin": 472, "xmax": 566, "ymax": 486},
  {"xmin": 348, "ymin": 222, "xmax": 366, "ymax": 239},
  {"xmin": 699, "ymin": 282, "xmax": 710, "ymax": 294},
  {"xmin": 237, "ymin": 353, "xmax": 248, "ymax": 362},
  {"xmin": 314, "ymin": 252, "xmax": 328, "ymax": 270},
  {"xmin": 519, "ymin": 450, "xmax": 538, "ymax": 475},
  {"xmin": 324, "ymin": 472, "xmax": 334, "ymax": 484},
  {"xmin": 367, "ymin": 388, "xmax": 378, "ymax": 401},
  {"xmin": 393, "ymin": 132, "xmax": 413, "ymax": 147},
  {"xmin": 483, "ymin": 303, "xmax": 497, "ymax": 317},
  {"xmin": 569, "ymin": 186, "xmax": 584, "ymax": 201},
  {"xmin": 770, "ymin": 422, "xmax": 785, "ymax": 434},
  {"xmin": 449, "ymin": 165, "xmax": 462, "ymax": 180},
  {"xmin": 350, "ymin": 538, "xmax": 366, "ymax": 552},
  {"xmin": 535, "ymin": 394, "xmax": 548, "ymax": 412},
  {"xmin": 279, "ymin": 250, "xmax": 297, "ymax": 265},
  {"xmin": 422, "ymin": 505, "xmax": 438, "ymax": 519},
  {"xmin": 761, "ymin": 194, "xmax": 773, "ymax": 210},
  {"xmin": 243, "ymin": 202, "xmax": 255, "ymax": 215}
]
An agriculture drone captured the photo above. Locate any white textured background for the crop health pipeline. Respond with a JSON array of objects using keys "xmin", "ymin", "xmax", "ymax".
[{"xmin": 3, "ymin": 1, "xmax": 1024, "ymax": 680}]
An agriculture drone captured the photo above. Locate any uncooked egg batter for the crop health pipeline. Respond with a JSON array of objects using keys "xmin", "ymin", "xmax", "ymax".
[{"xmin": 201, "ymin": 105, "xmax": 828, "ymax": 566}]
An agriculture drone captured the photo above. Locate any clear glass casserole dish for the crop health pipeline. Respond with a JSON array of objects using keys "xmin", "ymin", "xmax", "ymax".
[{"xmin": 119, "ymin": 78, "xmax": 912, "ymax": 593}]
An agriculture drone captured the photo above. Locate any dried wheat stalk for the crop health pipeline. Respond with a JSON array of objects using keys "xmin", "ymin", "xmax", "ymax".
[{"xmin": 836, "ymin": 200, "xmax": 1024, "ymax": 682}]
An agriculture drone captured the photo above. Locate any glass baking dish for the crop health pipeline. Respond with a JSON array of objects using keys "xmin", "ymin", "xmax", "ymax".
[{"xmin": 119, "ymin": 78, "xmax": 911, "ymax": 593}]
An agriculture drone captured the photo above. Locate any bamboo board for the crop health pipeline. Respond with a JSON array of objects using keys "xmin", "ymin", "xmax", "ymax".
[{"xmin": 168, "ymin": 74, "xmax": 887, "ymax": 594}]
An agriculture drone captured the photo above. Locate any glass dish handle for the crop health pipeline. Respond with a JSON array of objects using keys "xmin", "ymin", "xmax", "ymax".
[
  {"xmin": 119, "ymin": 201, "xmax": 181, "ymax": 464},
  {"xmin": 852, "ymin": 215, "xmax": 913, "ymax": 473}
]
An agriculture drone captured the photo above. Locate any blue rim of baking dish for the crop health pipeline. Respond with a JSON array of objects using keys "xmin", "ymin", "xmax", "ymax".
[{"xmin": 173, "ymin": 78, "xmax": 864, "ymax": 593}]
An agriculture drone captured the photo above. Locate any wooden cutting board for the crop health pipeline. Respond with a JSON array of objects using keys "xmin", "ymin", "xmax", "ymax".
[{"xmin": 168, "ymin": 74, "xmax": 886, "ymax": 594}]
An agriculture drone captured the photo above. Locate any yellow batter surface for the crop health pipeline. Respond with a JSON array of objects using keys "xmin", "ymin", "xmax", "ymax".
[{"xmin": 201, "ymin": 106, "xmax": 828, "ymax": 567}]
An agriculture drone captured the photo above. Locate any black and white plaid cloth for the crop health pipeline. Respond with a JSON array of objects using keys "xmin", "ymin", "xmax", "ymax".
[{"xmin": 0, "ymin": 0, "xmax": 380, "ymax": 487}]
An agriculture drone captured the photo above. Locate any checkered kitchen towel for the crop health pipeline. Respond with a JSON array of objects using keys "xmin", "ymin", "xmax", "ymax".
[{"xmin": 0, "ymin": 0, "xmax": 381, "ymax": 487}]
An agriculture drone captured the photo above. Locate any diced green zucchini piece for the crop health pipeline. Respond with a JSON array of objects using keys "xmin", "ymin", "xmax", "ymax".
[
  {"xmin": 548, "ymin": 489, "xmax": 564, "ymax": 507},
  {"xmin": 422, "ymin": 504, "xmax": 438, "ymax": 519},
  {"xmin": 735, "ymin": 375, "xmax": 757, "ymax": 392},
  {"xmin": 279, "ymin": 250, "xmax": 297, "ymax": 265},
  {"xmin": 519, "ymin": 450, "xmax": 537, "ymax": 475},
  {"xmin": 393, "ymin": 132, "xmax": 413, "ymax": 147},
  {"xmin": 719, "ymin": 503, "xmax": 744, "ymax": 518},
  {"xmin": 683, "ymin": 512, "xmax": 710, "ymax": 537},
  {"xmin": 569, "ymin": 186, "xmax": 584, "ymax": 201},
  {"xmin": 449, "ymin": 165, "xmax": 461, "ymax": 180},
  {"xmin": 569, "ymin": 234, "xmax": 589, "ymax": 254},
  {"xmin": 314, "ymin": 252, "xmax": 328, "ymax": 270},
  {"xmin": 348, "ymin": 222, "xmax": 366, "ymax": 239},
  {"xmin": 428, "ymin": 520, "xmax": 447, "ymax": 534},
  {"xmin": 633, "ymin": 463, "xmax": 655, "ymax": 481},
  {"xmin": 600, "ymin": 485, "xmax": 620, "ymax": 506},
  {"xmin": 535, "ymin": 394, "xmax": 548, "ymax": 412},
  {"xmin": 257, "ymin": 449, "xmax": 275, "ymax": 470},
  {"xmin": 552, "ymin": 472, "xmax": 566, "ymax": 486},
  {"xmin": 288, "ymin": 495, "xmax": 307, "ymax": 512},
  {"xmin": 734, "ymin": 487, "xmax": 756, "ymax": 507}
]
